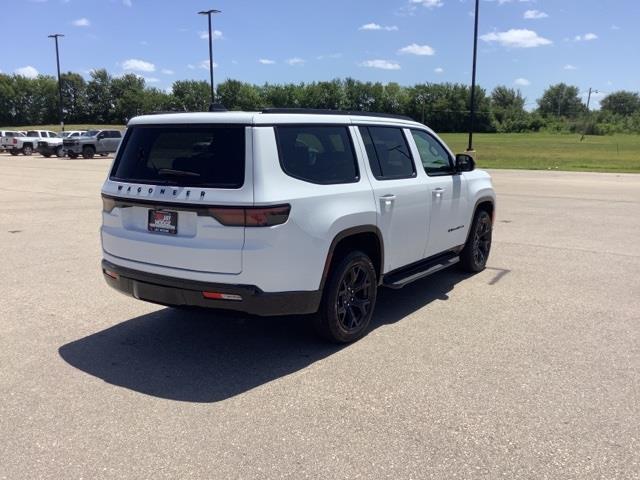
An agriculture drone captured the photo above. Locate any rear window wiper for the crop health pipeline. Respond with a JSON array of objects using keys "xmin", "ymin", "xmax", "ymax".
[{"xmin": 157, "ymin": 168, "xmax": 201, "ymax": 178}]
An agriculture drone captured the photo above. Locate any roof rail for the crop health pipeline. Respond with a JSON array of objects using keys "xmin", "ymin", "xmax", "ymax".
[{"xmin": 261, "ymin": 108, "xmax": 414, "ymax": 122}]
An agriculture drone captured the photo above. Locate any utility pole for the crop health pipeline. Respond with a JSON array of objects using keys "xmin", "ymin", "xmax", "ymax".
[
  {"xmin": 198, "ymin": 9, "xmax": 222, "ymax": 110},
  {"xmin": 581, "ymin": 87, "xmax": 598, "ymax": 141},
  {"xmin": 48, "ymin": 33, "xmax": 65, "ymax": 132},
  {"xmin": 467, "ymin": 0, "xmax": 480, "ymax": 152}
]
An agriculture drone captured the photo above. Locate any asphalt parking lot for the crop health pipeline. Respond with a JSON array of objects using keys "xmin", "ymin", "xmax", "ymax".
[{"xmin": 1, "ymin": 153, "xmax": 639, "ymax": 479}]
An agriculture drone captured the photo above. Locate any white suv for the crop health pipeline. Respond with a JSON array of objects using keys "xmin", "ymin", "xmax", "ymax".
[{"xmin": 101, "ymin": 109, "xmax": 495, "ymax": 342}]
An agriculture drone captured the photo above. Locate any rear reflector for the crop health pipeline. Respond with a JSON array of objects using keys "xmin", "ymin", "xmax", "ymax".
[
  {"xmin": 202, "ymin": 291, "xmax": 243, "ymax": 301},
  {"xmin": 104, "ymin": 269, "xmax": 119, "ymax": 280},
  {"xmin": 208, "ymin": 204, "xmax": 290, "ymax": 227}
]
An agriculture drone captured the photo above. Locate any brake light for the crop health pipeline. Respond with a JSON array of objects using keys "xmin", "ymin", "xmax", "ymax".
[
  {"xmin": 102, "ymin": 196, "xmax": 116, "ymax": 213},
  {"xmin": 208, "ymin": 205, "xmax": 290, "ymax": 227}
]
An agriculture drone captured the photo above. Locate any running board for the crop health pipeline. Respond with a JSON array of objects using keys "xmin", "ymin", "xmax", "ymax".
[{"xmin": 382, "ymin": 252, "xmax": 460, "ymax": 289}]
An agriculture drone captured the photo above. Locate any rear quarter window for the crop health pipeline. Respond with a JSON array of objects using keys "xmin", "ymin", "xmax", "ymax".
[
  {"xmin": 275, "ymin": 125, "xmax": 359, "ymax": 185},
  {"xmin": 110, "ymin": 125, "xmax": 246, "ymax": 189}
]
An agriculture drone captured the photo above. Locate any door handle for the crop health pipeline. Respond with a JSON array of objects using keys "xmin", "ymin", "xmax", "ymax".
[
  {"xmin": 380, "ymin": 194, "xmax": 396, "ymax": 211},
  {"xmin": 433, "ymin": 187, "xmax": 445, "ymax": 198}
]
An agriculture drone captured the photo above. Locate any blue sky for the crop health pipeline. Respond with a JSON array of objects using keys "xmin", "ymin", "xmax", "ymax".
[{"xmin": 2, "ymin": 0, "xmax": 638, "ymax": 109}]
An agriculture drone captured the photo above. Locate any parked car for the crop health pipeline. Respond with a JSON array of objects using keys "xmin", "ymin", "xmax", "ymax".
[
  {"xmin": 64, "ymin": 129, "xmax": 123, "ymax": 158},
  {"xmin": 0, "ymin": 131, "xmax": 25, "ymax": 151},
  {"xmin": 7, "ymin": 130, "xmax": 59, "ymax": 156},
  {"xmin": 100, "ymin": 109, "xmax": 495, "ymax": 343},
  {"xmin": 37, "ymin": 130, "xmax": 86, "ymax": 157}
]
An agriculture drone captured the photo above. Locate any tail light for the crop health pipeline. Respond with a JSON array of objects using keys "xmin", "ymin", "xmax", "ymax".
[
  {"xmin": 208, "ymin": 205, "xmax": 290, "ymax": 227},
  {"xmin": 102, "ymin": 196, "xmax": 116, "ymax": 213}
]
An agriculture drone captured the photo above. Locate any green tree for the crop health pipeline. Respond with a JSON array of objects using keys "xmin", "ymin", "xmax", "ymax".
[
  {"xmin": 217, "ymin": 79, "xmax": 262, "ymax": 110},
  {"xmin": 171, "ymin": 80, "xmax": 211, "ymax": 112},
  {"xmin": 600, "ymin": 91, "xmax": 640, "ymax": 116},
  {"xmin": 60, "ymin": 72, "xmax": 88, "ymax": 123},
  {"xmin": 537, "ymin": 83, "xmax": 587, "ymax": 118},
  {"xmin": 86, "ymin": 69, "xmax": 114, "ymax": 124}
]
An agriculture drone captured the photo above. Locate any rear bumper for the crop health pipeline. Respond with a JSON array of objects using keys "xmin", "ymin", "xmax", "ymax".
[{"xmin": 102, "ymin": 259, "xmax": 322, "ymax": 316}]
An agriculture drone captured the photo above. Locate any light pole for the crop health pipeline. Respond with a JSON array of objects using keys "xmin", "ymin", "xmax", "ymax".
[
  {"xmin": 198, "ymin": 8, "xmax": 221, "ymax": 110},
  {"xmin": 467, "ymin": 0, "xmax": 480, "ymax": 152},
  {"xmin": 48, "ymin": 33, "xmax": 65, "ymax": 132}
]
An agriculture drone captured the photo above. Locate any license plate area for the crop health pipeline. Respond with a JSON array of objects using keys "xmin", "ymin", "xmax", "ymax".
[{"xmin": 148, "ymin": 209, "xmax": 178, "ymax": 234}]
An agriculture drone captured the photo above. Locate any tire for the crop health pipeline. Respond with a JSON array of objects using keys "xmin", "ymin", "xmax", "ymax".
[
  {"xmin": 68, "ymin": 152, "xmax": 78, "ymax": 159},
  {"xmin": 459, "ymin": 209, "xmax": 493, "ymax": 272},
  {"xmin": 22, "ymin": 145, "xmax": 33, "ymax": 156},
  {"xmin": 314, "ymin": 251, "xmax": 378, "ymax": 343},
  {"xmin": 42, "ymin": 153, "xmax": 51, "ymax": 158},
  {"xmin": 9, "ymin": 149, "xmax": 19, "ymax": 156},
  {"xmin": 82, "ymin": 146, "xmax": 95, "ymax": 159},
  {"xmin": 55, "ymin": 147, "xmax": 64, "ymax": 158}
]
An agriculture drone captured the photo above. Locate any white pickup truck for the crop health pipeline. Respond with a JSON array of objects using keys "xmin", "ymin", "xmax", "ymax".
[
  {"xmin": 6, "ymin": 130, "xmax": 60, "ymax": 156},
  {"xmin": 37, "ymin": 130, "xmax": 86, "ymax": 157},
  {"xmin": 0, "ymin": 131, "xmax": 25, "ymax": 151}
]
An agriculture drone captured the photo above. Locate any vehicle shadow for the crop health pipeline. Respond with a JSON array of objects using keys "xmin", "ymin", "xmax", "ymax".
[{"xmin": 58, "ymin": 269, "xmax": 471, "ymax": 403}]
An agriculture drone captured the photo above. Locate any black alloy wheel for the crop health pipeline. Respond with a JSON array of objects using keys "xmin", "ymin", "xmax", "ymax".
[
  {"xmin": 460, "ymin": 209, "xmax": 492, "ymax": 272},
  {"xmin": 315, "ymin": 251, "xmax": 378, "ymax": 343}
]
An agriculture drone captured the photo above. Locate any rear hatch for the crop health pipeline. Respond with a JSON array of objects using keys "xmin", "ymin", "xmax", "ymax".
[{"xmin": 101, "ymin": 124, "xmax": 252, "ymax": 275}]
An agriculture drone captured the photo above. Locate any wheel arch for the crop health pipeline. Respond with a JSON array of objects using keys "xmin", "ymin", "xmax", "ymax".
[{"xmin": 320, "ymin": 225, "xmax": 385, "ymax": 291}]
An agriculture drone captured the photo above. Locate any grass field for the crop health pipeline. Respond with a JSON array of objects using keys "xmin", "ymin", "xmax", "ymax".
[
  {"xmin": 441, "ymin": 132, "xmax": 640, "ymax": 173},
  {"xmin": 3, "ymin": 125, "xmax": 639, "ymax": 173}
]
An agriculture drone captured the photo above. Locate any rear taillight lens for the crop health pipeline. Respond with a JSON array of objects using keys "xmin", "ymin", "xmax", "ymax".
[
  {"xmin": 208, "ymin": 205, "xmax": 290, "ymax": 227},
  {"xmin": 102, "ymin": 196, "xmax": 116, "ymax": 213}
]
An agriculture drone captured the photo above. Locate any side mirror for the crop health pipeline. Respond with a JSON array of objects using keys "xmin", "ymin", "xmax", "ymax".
[
  {"xmin": 97, "ymin": 133, "xmax": 105, "ymax": 140},
  {"xmin": 455, "ymin": 153, "xmax": 475, "ymax": 172}
]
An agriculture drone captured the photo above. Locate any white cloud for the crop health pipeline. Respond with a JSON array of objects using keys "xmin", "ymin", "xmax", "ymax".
[
  {"xmin": 122, "ymin": 0, "xmax": 132, "ymax": 6},
  {"xmin": 198, "ymin": 60, "xmax": 217, "ymax": 70},
  {"xmin": 514, "ymin": 78, "xmax": 530, "ymax": 86},
  {"xmin": 144, "ymin": 77, "xmax": 160, "ymax": 83},
  {"xmin": 161, "ymin": 69, "xmax": 174, "ymax": 75},
  {"xmin": 480, "ymin": 29, "xmax": 552, "ymax": 48},
  {"xmin": 398, "ymin": 43, "xmax": 435, "ymax": 55},
  {"xmin": 286, "ymin": 57, "xmax": 305, "ymax": 66},
  {"xmin": 523, "ymin": 10, "xmax": 548, "ymax": 20},
  {"xmin": 15, "ymin": 66, "xmax": 39, "ymax": 78},
  {"xmin": 72, "ymin": 17, "xmax": 90, "ymax": 27},
  {"xmin": 434, "ymin": 67, "xmax": 444, "ymax": 74},
  {"xmin": 199, "ymin": 30, "xmax": 223, "ymax": 40},
  {"xmin": 564, "ymin": 64, "xmax": 577, "ymax": 70},
  {"xmin": 574, "ymin": 33, "xmax": 598, "ymax": 41},
  {"xmin": 611, "ymin": 25, "xmax": 621, "ymax": 31},
  {"xmin": 122, "ymin": 58, "xmax": 156, "ymax": 72},
  {"xmin": 359, "ymin": 23, "xmax": 398, "ymax": 31},
  {"xmin": 489, "ymin": 0, "xmax": 534, "ymax": 4},
  {"xmin": 317, "ymin": 53, "xmax": 342, "ymax": 60},
  {"xmin": 410, "ymin": 0, "xmax": 443, "ymax": 8},
  {"xmin": 359, "ymin": 59, "xmax": 401, "ymax": 70},
  {"xmin": 259, "ymin": 58, "xmax": 276, "ymax": 65}
]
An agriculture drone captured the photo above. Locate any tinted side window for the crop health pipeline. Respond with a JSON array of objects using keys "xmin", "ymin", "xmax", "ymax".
[
  {"xmin": 361, "ymin": 126, "xmax": 415, "ymax": 180},
  {"xmin": 411, "ymin": 130, "xmax": 453, "ymax": 175},
  {"xmin": 112, "ymin": 131, "xmax": 122, "ymax": 138},
  {"xmin": 276, "ymin": 126, "xmax": 358, "ymax": 184}
]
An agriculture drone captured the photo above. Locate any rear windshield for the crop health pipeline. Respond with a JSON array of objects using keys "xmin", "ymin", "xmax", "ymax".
[{"xmin": 110, "ymin": 126, "xmax": 245, "ymax": 189}]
